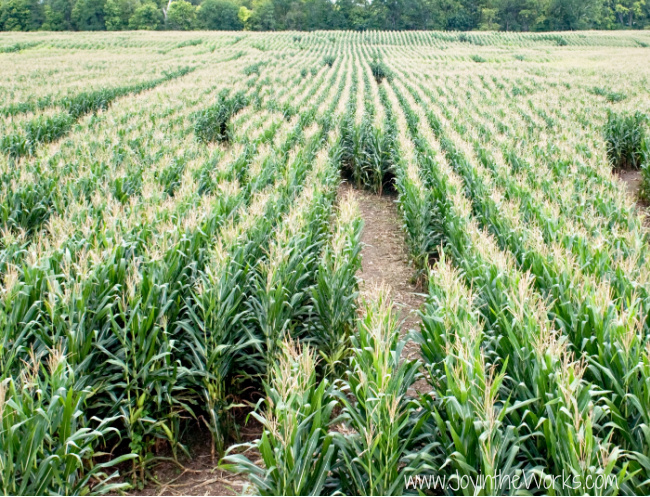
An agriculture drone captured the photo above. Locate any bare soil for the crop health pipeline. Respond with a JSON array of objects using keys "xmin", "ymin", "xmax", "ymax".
[
  {"xmin": 614, "ymin": 169, "xmax": 650, "ymax": 226},
  {"xmin": 617, "ymin": 169, "xmax": 643, "ymax": 200},
  {"xmin": 339, "ymin": 183, "xmax": 429, "ymax": 395},
  {"xmin": 126, "ymin": 420, "xmax": 261, "ymax": 496}
]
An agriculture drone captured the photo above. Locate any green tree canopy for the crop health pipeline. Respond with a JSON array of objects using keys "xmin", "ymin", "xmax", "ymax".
[
  {"xmin": 41, "ymin": 0, "xmax": 74, "ymax": 29},
  {"xmin": 245, "ymin": 0, "xmax": 275, "ymax": 29},
  {"xmin": 197, "ymin": 0, "xmax": 241, "ymax": 29},
  {"xmin": 2, "ymin": 0, "xmax": 650, "ymax": 31},
  {"xmin": 166, "ymin": 0, "xmax": 195, "ymax": 29},
  {"xmin": 547, "ymin": 0, "xmax": 602, "ymax": 29},
  {"xmin": 0, "ymin": 0, "xmax": 31, "ymax": 30},
  {"xmin": 128, "ymin": 0, "xmax": 161, "ymax": 28},
  {"xmin": 71, "ymin": 0, "xmax": 106, "ymax": 29},
  {"xmin": 105, "ymin": 0, "xmax": 139, "ymax": 29}
]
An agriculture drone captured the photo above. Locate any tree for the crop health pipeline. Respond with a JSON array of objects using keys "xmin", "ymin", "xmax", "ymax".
[
  {"xmin": 335, "ymin": 0, "xmax": 373, "ymax": 30},
  {"xmin": 427, "ymin": 0, "xmax": 478, "ymax": 30},
  {"xmin": 166, "ymin": 0, "xmax": 196, "ymax": 28},
  {"xmin": 238, "ymin": 5, "xmax": 250, "ymax": 26},
  {"xmin": 105, "ymin": 0, "xmax": 140, "ymax": 28},
  {"xmin": 197, "ymin": 0, "xmax": 242, "ymax": 29},
  {"xmin": 2, "ymin": 0, "xmax": 649, "ymax": 32},
  {"xmin": 271, "ymin": 0, "xmax": 300, "ymax": 29},
  {"xmin": 495, "ymin": 0, "xmax": 546, "ymax": 30},
  {"xmin": 128, "ymin": 0, "xmax": 162, "ymax": 27},
  {"xmin": 371, "ymin": 0, "xmax": 403, "ymax": 29},
  {"xmin": 72, "ymin": 0, "xmax": 106, "ymax": 29},
  {"xmin": 283, "ymin": 1, "xmax": 306, "ymax": 29},
  {"xmin": 245, "ymin": 0, "xmax": 275, "ymax": 29},
  {"xmin": 41, "ymin": 0, "xmax": 74, "ymax": 29},
  {"xmin": 547, "ymin": 0, "xmax": 601, "ymax": 29},
  {"xmin": 398, "ymin": 0, "xmax": 438, "ymax": 29},
  {"xmin": 479, "ymin": 7, "xmax": 500, "ymax": 29},
  {"xmin": 0, "ymin": 0, "xmax": 31, "ymax": 30},
  {"xmin": 614, "ymin": 0, "xmax": 646, "ymax": 26}
]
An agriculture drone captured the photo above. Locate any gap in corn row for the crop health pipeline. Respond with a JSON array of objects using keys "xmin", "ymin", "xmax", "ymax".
[
  {"xmin": 338, "ymin": 182, "xmax": 429, "ymax": 395},
  {"xmin": 127, "ymin": 425, "xmax": 253, "ymax": 496},
  {"xmin": 617, "ymin": 168, "xmax": 648, "ymax": 207}
]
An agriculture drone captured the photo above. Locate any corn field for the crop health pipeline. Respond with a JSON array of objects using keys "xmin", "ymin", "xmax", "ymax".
[{"xmin": 1, "ymin": 30, "xmax": 650, "ymax": 495}]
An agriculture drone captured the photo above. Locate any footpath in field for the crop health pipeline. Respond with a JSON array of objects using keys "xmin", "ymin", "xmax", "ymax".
[
  {"xmin": 339, "ymin": 183, "xmax": 427, "ymax": 373},
  {"xmin": 129, "ymin": 429, "xmax": 253, "ymax": 496},
  {"xmin": 617, "ymin": 169, "xmax": 648, "ymax": 206},
  {"xmin": 132, "ymin": 183, "xmax": 427, "ymax": 496}
]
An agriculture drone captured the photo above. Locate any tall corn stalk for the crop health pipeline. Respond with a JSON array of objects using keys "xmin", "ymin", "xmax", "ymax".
[
  {"xmin": 309, "ymin": 192, "xmax": 362, "ymax": 376},
  {"xmin": 334, "ymin": 285, "xmax": 432, "ymax": 496},
  {"xmin": 419, "ymin": 255, "xmax": 527, "ymax": 495},
  {"xmin": 247, "ymin": 150, "xmax": 336, "ymax": 375},
  {"xmin": 0, "ymin": 350, "xmax": 135, "ymax": 495},
  {"xmin": 222, "ymin": 340, "xmax": 337, "ymax": 495}
]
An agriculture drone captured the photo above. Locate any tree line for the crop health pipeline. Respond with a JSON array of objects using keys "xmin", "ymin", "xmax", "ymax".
[{"xmin": 1, "ymin": 0, "xmax": 649, "ymax": 32}]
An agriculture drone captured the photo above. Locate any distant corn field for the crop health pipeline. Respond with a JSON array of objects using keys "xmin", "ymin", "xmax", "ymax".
[{"xmin": 1, "ymin": 30, "xmax": 650, "ymax": 496}]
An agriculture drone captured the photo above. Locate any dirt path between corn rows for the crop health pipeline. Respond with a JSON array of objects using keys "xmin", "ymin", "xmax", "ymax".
[
  {"xmin": 130, "ymin": 183, "xmax": 426, "ymax": 496},
  {"xmin": 128, "ymin": 425, "xmax": 254, "ymax": 496},
  {"xmin": 338, "ymin": 183, "xmax": 428, "ymax": 393}
]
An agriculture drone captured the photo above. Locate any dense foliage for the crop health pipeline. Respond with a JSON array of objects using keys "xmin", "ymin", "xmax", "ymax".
[
  {"xmin": 1, "ymin": 30, "xmax": 650, "ymax": 495},
  {"xmin": 605, "ymin": 110, "xmax": 648, "ymax": 170},
  {"xmin": 2, "ymin": 0, "xmax": 650, "ymax": 31}
]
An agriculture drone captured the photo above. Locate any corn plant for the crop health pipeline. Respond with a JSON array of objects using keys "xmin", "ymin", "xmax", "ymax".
[
  {"xmin": 246, "ymin": 153, "xmax": 336, "ymax": 375},
  {"xmin": 590, "ymin": 87, "xmax": 627, "ymax": 104},
  {"xmin": 333, "ymin": 285, "xmax": 433, "ymax": 496},
  {"xmin": 177, "ymin": 219, "xmax": 264, "ymax": 461},
  {"xmin": 369, "ymin": 55, "xmax": 391, "ymax": 84},
  {"xmin": 0, "ymin": 53, "xmax": 340, "ymax": 489},
  {"xmin": 222, "ymin": 340, "xmax": 337, "ymax": 495},
  {"xmin": 639, "ymin": 144, "xmax": 650, "ymax": 200},
  {"xmin": 179, "ymin": 244, "xmax": 248, "ymax": 460},
  {"xmin": 604, "ymin": 111, "xmax": 648, "ymax": 170},
  {"xmin": 0, "ymin": 351, "xmax": 135, "ymax": 495},
  {"xmin": 1, "ymin": 66, "xmax": 195, "ymax": 158},
  {"xmin": 407, "ymin": 72, "xmax": 647, "ymax": 491},
  {"xmin": 308, "ymin": 193, "xmax": 362, "ymax": 376},
  {"xmin": 97, "ymin": 265, "xmax": 184, "ymax": 485},
  {"xmin": 384, "ymin": 65, "xmax": 634, "ymax": 492},
  {"xmin": 394, "ymin": 159, "xmax": 436, "ymax": 279},
  {"xmin": 338, "ymin": 65, "xmax": 393, "ymax": 195},
  {"xmin": 419, "ymin": 255, "xmax": 531, "ymax": 495},
  {"xmin": 193, "ymin": 90, "xmax": 250, "ymax": 143},
  {"xmin": 4, "ymin": 30, "xmax": 650, "ymax": 496}
]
